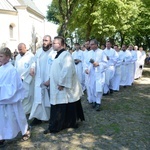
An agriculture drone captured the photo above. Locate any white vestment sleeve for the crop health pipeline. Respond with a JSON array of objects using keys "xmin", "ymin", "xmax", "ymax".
[{"xmin": 0, "ymin": 70, "xmax": 24, "ymax": 104}]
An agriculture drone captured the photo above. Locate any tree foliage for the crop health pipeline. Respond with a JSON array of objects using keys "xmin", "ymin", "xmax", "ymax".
[
  {"xmin": 47, "ymin": 0, "xmax": 150, "ymax": 48},
  {"xmin": 47, "ymin": 0, "xmax": 79, "ymax": 37}
]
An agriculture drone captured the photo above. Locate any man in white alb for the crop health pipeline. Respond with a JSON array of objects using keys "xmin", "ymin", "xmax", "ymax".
[
  {"xmin": 15, "ymin": 43, "xmax": 34, "ymax": 115},
  {"xmin": 120, "ymin": 45, "xmax": 132, "ymax": 87},
  {"xmin": 29, "ymin": 35, "xmax": 56, "ymax": 126},
  {"xmin": 43, "ymin": 36, "xmax": 84, "ymax": 134},
  {"xmin": 128, "ymin": 45, "xmax": 137, "ymax": 85},
  {"xmin": 103, "ymin": 41, "xmax": 118, "ymax": 95},
  {"xmin": 72, "ymin": 43, "xmax": 84, "ymax": 91},
  {"xmin": 84, "ymin": 39, "xmax": 107, "ymax": 111},
  {"xmin": 110, "ymin": 45, "xmax": 123, "ymax": 91}
]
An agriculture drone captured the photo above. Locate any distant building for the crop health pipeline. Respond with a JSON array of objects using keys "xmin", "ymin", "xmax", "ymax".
[{"xmin": 0, "ymin": 0, "xmax": 45, "ymax": 53}]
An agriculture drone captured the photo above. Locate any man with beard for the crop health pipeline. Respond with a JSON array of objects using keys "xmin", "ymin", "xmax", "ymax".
[{"xmin": 29, "ymin": 35, "xmax": 56, "ymax": 126}]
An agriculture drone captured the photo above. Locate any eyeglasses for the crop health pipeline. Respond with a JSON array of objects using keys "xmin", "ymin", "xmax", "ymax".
[
  {"xmin": 43, "ymin": 40, "xmax": 49, "ymax": 42},
  {"xmin": 53, "ymin": 43, "xmax": 59, "ymax": 45}
]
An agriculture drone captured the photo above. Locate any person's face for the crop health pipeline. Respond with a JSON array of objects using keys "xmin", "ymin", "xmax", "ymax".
[
  {"xmin": 81, "ymin": 46, "xmax": 86, "ymax": 51},
  {"xmin": 114, "ymin": 46, "xmax": 119, "ymax": 52},
  {"xmin": 90, "ymin": 42, "xmax": 97, "ymax": 50},
  {"xmin": 139, "ymin": 47, "xmax": 143, "ymax": 51},
  {"xmin": 101, "ymin": 45, "xmax": 105, "ymax": 50},
  {"xmin": 42, "ymin": 36, "xmax": 51, "ymax": 51},
  {"xmin": 134, "ymin": 46, "xmax": 138, "ymax": 50},
  {"xmin": 84, "ymin": 41, "xmax": 90, "ymax": 49},
  {"xmin": 18, "ymin": 44, "xmax": 27, "ymax": 56},
  {"xmin": 122, "ymin": 45, "xmax": 126, "ymax": 51},
  {"xmin": 128, "ymin": 46, "xmax": 133, "ymax": 50},
  {"xmin": 0, "ymin": 54, "xmax": 10, "ymax": 65},
  {"xmin": 75, "ymin": 44, "xmax": 80, "ymax": 50},
  {"xmin": 106, "ymin": 42, "xmax": 111, "ymax": 49},
  {"xmin": 69, "ymin": 49, "xmax": 73, "ymax": 54},
  {"xmin": 52, "ymin": 39, "xmax": 61, "ymax": 51}
]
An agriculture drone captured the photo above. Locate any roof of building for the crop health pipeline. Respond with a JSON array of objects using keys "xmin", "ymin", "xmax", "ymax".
[
  {"xmin": 0, "ymin": 0, "xmax": 16, "ymax": 11},
  {"xmin": 15, "ymin": 0, "xmax": 44, "ymax": 16},
  {"xmin": 0, "ymin": 0, "xmax": 44, "ymax": 17}
]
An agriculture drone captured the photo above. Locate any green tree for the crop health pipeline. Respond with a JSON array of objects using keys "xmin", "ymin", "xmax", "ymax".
[
  {"xmin": 133, "ymin": 0, "xmax": 150, "ymax": 49},
  {"xmin": 47, "ymin": 0, "xmax": 79, "ymax": 37},
  {"xmin": 47, "ymin": 0, "xmax": 150, "ymax": 47}
]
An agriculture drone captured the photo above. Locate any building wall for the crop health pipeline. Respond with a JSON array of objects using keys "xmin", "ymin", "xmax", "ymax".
[
  {"xmin": 16, "ymin": 8, "xmax": 45, "ymax": 50},
  {"xmin": 0, "ymin": 13, "xmax": 18, "ymax": 52},
  {"xmin": 0, "ymin": 1, "xmax": 45, "ymax": 52}
]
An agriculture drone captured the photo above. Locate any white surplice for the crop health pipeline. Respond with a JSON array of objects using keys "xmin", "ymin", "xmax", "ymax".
[
  {"xmin": 128, "ymin": 50, "xmax": 137, "ymax": 85},
  {"xmin": 72, "ymin": 50, "xmax": 84, "ymax": 91},
  {"xmin": 134, "ymin": 50, "xmax": 146, "ymax": 79},
  {"xmin": 138, "ymin": 51, "xmax": 146, "ymax": 77},
  {"xmin": 15, "ymin": 51, "xmax": 34, "ymax": 114},
  {"xmin": 120, "ymin": 50, "xmax": 132, "ymax": 86},
  {"xmin": 134, "ymin": 50, "xmax": 141, "ymax": 79},
  {"xmin": 29, "ymin": 48, "xmax": 56, "ymax": 121},
  {"xmin": 103, "ymin": 48, "xmax": 118, "ymax": 94},
  {"xmin": 0, "ymin": 62, "xmax": 28, "ymax": 140},
  {"xmin": 50, "ymin": 51, "xmax": 83, "ymax": 105},
  {"xmin": 83, "ymin": 50, "xmax": 91, "ymax": 101},
  {"xmin": 82, "ymin": 49, "xmax": 89, "ymax": 91},
  {"xmin": 110, "ymin": 51, "xmax": 124, "ymax": 91},
  {"xmin": 84, "ymin": 48, "xmax": 107, "ymax": 104}
]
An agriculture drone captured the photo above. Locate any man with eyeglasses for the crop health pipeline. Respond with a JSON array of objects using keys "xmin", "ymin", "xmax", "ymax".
[
  {"xmin": 43, "ymin": 36, "xmax": 84, "ymax": 134},
  {"xmin": 84, "ymin": 39, "xmax": 107, "ymax": 111},
  {"xmin": 29, "ymin": 35, "xmax": 56, "ymax": 126}
]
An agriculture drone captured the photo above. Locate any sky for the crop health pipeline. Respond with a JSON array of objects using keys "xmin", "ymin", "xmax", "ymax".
[{"xmin": 33, "ymin": 0, "xmax": 58, "ymax": 39}]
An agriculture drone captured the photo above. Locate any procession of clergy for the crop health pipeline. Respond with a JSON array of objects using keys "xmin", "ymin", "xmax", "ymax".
[
  {"xmin": 72, "ymin": 40, "xmax": 146, "ymax": 110},
  {"xmin": 0, "ymin": 35, "xmax": 146, "ymax": 146}
]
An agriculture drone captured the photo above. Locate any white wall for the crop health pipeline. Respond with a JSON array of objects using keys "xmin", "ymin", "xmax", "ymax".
[{"xmin": 0, "ymin": 13, "xmax": 18, "ymax": 52}]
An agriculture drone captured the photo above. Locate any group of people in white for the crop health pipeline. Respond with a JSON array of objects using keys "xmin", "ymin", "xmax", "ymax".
[
  {"xmin": 0, "ymin": 35, "xmax": 146, "ymax": 147},
  {"xmin": 71, "ymin": 40, "xmax": 146, "ymax": 111},
  {"xmin": 0, "ymin": 35, "xmax": 85, "ymax": 147}
]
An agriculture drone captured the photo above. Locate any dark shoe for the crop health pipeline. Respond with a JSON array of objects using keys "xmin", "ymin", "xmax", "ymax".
[
  {"xmin": 30, "ymin": 118, "xmax": 42, "ymax": 126},
  {"xmin": 110, "ymin": 89, "xmax": 113, "ymax": 94},
  {"xmin": 72, "ymin": 123, "xmax": 79, "ymax": 129},
  {"xmin": 123, "ymin": 86, "xmax": 126, "ymax": 88},
  {"xmin": 95, "ymin": 104, "xmax": 101, "ymax": 111},
  {"xmin": 92, "ymin": 102, "xmax": 96, "ymax": 108},
  {"xmin": 43, "ymin": 129, "xmax": 51, "ymax": 134},
  {"xmin": 103, "ymin": 92, "xmax": 109, "ymax": 96},
  {"xmin": 113, "ymin": 90, "xmax": 119, "ymax": 92},
  {"xmin": 0, "ymin": 140, "xmax": 5, "ymax": 148}
]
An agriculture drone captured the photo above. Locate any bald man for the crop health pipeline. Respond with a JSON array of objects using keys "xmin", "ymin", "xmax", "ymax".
[{"xmin": 15, "ymin": 43, "xmax": 34, "ymax": 115}]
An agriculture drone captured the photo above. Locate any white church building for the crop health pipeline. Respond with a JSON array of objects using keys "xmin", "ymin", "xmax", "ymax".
[{"xmin": 0, "ymin": 0, "xmax": 46, "ymax": 52}]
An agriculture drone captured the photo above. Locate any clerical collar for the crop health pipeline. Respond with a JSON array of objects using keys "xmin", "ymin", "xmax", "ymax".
[
  {"xmin": 3, "ymin": 61, "xmax": 10, "ymax": 66},
  {"xmin": 55, "ymin": 49, "xmax": 65, "ymax": 58},
  {"xmin": 20, "ymin": 53, "xmax": 25, "ymax": 57}
]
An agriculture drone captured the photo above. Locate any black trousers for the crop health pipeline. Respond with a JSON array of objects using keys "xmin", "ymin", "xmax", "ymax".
[{"xmin": 48, "ymin": 99, "xmax": 85, "ymax": 133}]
